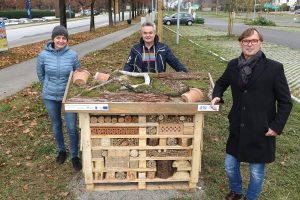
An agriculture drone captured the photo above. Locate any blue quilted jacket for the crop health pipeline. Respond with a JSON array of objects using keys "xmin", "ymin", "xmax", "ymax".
[
  {"xmin": 36, "ymin": 41, "xmax": 80, "ymax": 101},
  {"xmin": 123, "ymin": 35, "xmax": 188, "ymax": 73}
]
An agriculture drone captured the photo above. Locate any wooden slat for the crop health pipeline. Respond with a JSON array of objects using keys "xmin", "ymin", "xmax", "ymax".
[
  {"xmin": 190, "ymin": 114, "xmax": 203, "ymax": 184},
  {"xmin": 91, "ymin": 146, "xmax": 193, "ymax": 150},
  {"xmin": 93, "ymin": 178, "xmax": 190, "ymax": 183},
  {"xmin": 92, "ymin": 182, "xmax": 193, "ymax": 191},
  {"xmin": 129, "ymin": 157, "xmax": 192, "ymax": 161},
  {"xmin": 80, "ymin": 113, "xmax": 94, "ymax": 186},
  {"xmin": 90, "ymin": 122, "xmax": 159, "ymax": 127},
  {"xmin": 93, "ymin": 168, "xmax": 156, "ymax": 172},
  {"xmin": 63, "ymin": 101, "xmax": 217, "ymax": 114},
  {"xmin": 90, "ymin": 134, "xmax": 194, "ymax": 139}
]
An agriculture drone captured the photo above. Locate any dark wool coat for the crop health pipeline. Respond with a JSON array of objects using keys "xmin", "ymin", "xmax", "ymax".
[
  {"xmin": 213, "ymin": 53, "xmax": 292, "ymax": 163},
  {"xmin": 123, "ymin": 35, "xmax": 188, "ymax": 73}
]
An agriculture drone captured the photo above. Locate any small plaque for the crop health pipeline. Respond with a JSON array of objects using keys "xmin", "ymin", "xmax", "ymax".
[
  {"xmin": 64, "ymin": 104, "xmax": 109, "ymax": 111},
  {"xmin": 198, "ymin": 104, "xmax": 219, "ymax": 111}
]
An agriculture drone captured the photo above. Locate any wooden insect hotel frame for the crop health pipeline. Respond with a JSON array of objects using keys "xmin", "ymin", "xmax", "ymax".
[{"xmin": 63, "ymin": 71, "xmax": 218, "ymax": 191}]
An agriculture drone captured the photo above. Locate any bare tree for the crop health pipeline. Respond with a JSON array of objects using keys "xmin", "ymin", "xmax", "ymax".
[
  {"xmin": 59, "ymin": 0, "xmax": 67, "ymax": 28},
  {"xmin": 90, "ymin": 0, "xmax": 96, "ymax": 31}
]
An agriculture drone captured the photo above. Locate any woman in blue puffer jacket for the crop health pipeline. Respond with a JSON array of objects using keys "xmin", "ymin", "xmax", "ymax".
[{"xmin": 36, "ymin": 25, "xmax": 82, "ymax": 171}]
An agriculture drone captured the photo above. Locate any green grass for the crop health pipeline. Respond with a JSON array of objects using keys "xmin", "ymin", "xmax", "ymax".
[{"xmin": 0, "ymin": 25, "xmax": 299, "ymax": 199}]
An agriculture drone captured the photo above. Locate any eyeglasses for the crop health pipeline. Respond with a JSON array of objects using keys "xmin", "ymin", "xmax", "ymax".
[{"xmin": 241, "ymin": 39, "xmax": 260, "ymax": 46}]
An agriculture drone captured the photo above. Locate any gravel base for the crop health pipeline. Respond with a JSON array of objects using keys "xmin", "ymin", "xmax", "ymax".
[{"xmin": 69, "ymin": 173, "xmax": 205, "ymax": 200}]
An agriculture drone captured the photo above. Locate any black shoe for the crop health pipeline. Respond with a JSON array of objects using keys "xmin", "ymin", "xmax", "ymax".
[
  {"xmin": 222, "ymin": 191, "xmax": 243, "ymax": 200},
  {"xmin": 56, "ymin": 151, "xmax": 66, "ymax": 165},
  {"xmin": 71, "ymin": 157, "xmax": 82, "ymax": 171}
]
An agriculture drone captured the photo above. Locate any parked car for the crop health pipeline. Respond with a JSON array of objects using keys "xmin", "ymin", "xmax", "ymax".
[
  {"xmin": 0, "ymin": 17, "xmax": 8, "ymax": 24},
  {"xmin": 163, "ymin": 12, "xmax": 194, "ymax": 26},
  {"xmin": 83, "ymin": 9, "xmax": 99, "ymax": 16},
  {"xmin": 295, "ymin": 9, "xmax": 300, "ymax": 14}
]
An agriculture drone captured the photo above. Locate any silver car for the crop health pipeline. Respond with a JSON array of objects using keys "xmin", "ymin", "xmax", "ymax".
[{"xmin": 163, "ymin": 12, "xmax": 194, "ymax": 26}]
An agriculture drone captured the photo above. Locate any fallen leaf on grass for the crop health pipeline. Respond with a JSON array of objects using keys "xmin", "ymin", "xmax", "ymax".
[
  {"xmin": 22, "ymin": 184, "xmax": 29, "ymax": 192},
  {"xmin": 23, "ymin": 128, "xmax": 30, "ymax": 134},
  {"xmin": 60, "ymin": 192, "xmax": 69, "ymax": 197},
  {"xmin": 18, "ymin": 121, "xmax": 24, "ymax": 127},
  {"xmin": 30, "ymin": 120, "xmax": 37, "ymax": 127}
]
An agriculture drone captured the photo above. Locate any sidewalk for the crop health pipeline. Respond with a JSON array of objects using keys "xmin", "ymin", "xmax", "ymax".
[{"xmin": 0, "ymin": 23, "xmax": 140, "ymax": 100}]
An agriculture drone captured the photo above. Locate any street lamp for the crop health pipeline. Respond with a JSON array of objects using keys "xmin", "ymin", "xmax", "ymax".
[
  {"xmin": 253, "ymin": 0, "xmax": 257, "ymax": 19},
  {"xmin": 176, "ymin": 0, "xmax": 181, "ymax": 44}
]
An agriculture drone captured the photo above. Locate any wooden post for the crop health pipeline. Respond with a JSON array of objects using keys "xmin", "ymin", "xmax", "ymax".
[
  {"xmin": 189, "ymin": 114, "xmax": 204, "ymax": 188},
  {"xmin": 138, "ymin": 115, "xmax": 147, "ymax": 189},
  {"xmin": 157, "ymin": 0, "xmax": 163, "ymax": 42},
  {"xmin": 79, "ymin": 113, "xmax": 94, "ymax": 191}
]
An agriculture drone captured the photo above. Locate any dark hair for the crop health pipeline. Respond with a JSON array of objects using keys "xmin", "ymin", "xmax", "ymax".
[{"xmin": 238, "ymin": 28, "xmax": 263, "ymax": 42}]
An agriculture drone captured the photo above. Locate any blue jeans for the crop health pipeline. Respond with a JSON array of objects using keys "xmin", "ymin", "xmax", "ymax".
[
  {"xmin": 43, "ymin": 99, "xmax": 79, "ymax": 158},
  {"xmin": 225, "ymin": 154, "xmax": 265, "ymax": 200}
]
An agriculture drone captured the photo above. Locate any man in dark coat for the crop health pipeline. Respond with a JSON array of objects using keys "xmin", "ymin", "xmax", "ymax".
[
  {"xmin": 123, "ymin": 22, "xmax": 188, "ymax": 73},
  {"xmin": 211, "ymin": 28, "xmax": 292, "ymax": 200}
]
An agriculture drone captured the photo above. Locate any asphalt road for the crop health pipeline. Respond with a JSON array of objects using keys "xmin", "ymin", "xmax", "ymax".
[
  {"xmin": 203, "ymin": 17, "xmax": 300, "ymax": 50},
  {"xmin": 6, "ymin": 13, "xmax": 130, "ymax": 48}
]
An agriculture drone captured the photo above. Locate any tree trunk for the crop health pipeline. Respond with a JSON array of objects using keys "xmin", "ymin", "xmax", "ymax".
[
  {"xmin": 59, "ymin": 0, "xmax": 67, "ymax": 28},
  {"xmin": 122, "ymin": 0, "xmax": 125, "ymax": 21},
  {"xmin": 90, "ymin": 0, "xmax": 96, "ymax": 32},
  {"xmin": 108, "ymin": 0, "xmax": 113, "ymax": 26}
]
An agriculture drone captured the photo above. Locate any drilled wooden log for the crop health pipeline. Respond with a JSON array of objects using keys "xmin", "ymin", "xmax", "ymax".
[
  {"xmin": 132, "ymin": 116, "xmax": 138, "ymax": 123},
  {"xmin": 101, "ymin": 150, "xmax": 108, "ymax": 157},
  {"xmin": 130, "ymin": 149, "xmax": 139, "ymax": 157},
  {"xmin": 146, "ymin": 127, "xmax": 157, "ymax": 135},
  {"xmin": 178, "ymin": 138, "xmax": 192, "ymax": 147},
  {"xmin": 124, "ymin": 115, "xmax": 132, "ymax": 123},
  {"xmin": 179, "ymin": 116, "xmax": 185, "ymax": 121},
  {"xmin": 166, "ymin": 138, "xmax": 177, "ymax": 146},
  {"xmin": 97, "ymin": 116, "xmax": 105, "ymax": 123},
  {"xmin": 158, "ymin": 115, "xmax": 164, "ymax": 121},
  {"xmin": 127, "ymin": 171, "xmax": 136, "ymax": 180},
  {"xmin": 90, "ymin": 116, "xmax": 98, "ymax": 123},
  {"xmin": 111, "ymin": 117, "xmax": 118, "ymax": 123},
  {"xmin": 156, "ymin": 160, "xmax": 174, "ymax": 179},
  {"xmin": 104, "ymin": 116, "xmax": 112, "ymax": 123},
  {"xmin": 116, "ymin": 172, "xmax": 127, "ymax": 180},
  {"xmin": 147, "ymin": 171, "xmax": 156, "ymax": 179},
  {"xmin": 147, "ymin": 138, "xmax": 159, "ymax": 146},
  {"xmin": 146, "ymin": 160, "xmax": 156, "ymax": 168},
  {"xmin": 118, "ymin": 117, "xmax": 125, "ymax": 123}
]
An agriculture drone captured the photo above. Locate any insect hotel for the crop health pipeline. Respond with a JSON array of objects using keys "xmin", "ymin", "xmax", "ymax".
[{"xmin": 63, "ymin": 70, "xmax": 218, "ymax": 191}]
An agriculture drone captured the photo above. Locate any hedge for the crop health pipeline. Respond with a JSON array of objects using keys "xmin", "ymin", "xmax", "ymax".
[{"xmin": 0, "ymin": 10, "xmax": 54, "ymax": 19}]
